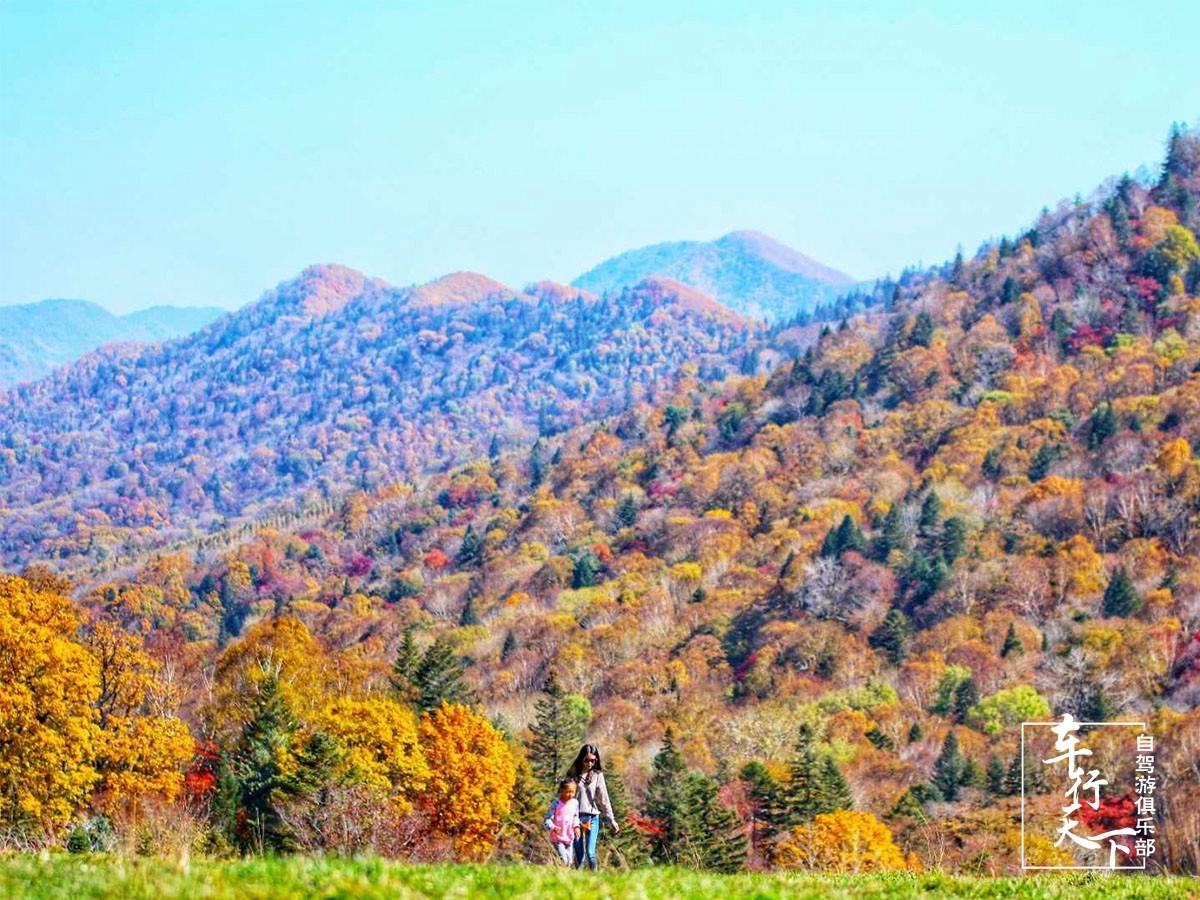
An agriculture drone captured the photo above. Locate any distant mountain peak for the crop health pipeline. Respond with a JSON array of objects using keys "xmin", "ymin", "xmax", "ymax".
[
  {"xmin": 279, "ymin": 264, "xmax": 388, "ymax": 317},
  {"xmin": 713, "ymin": 231, "xmax": 856, "ymax": 285},
  {"xmin": 408, "ymin": 272, "xmax": 512, "ymax": 307},
  {"xmin": 572, "ymin": 230, "xmax": 858, "ymax": 321},
  {"xmin": 524, "ymin": 280, "xmax": 595, "ymax": 303}
]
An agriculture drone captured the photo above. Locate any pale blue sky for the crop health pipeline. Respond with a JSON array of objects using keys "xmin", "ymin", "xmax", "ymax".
[{"xmin": 1, "ymin": 1, "xmax": 1198, "ymax": 313}]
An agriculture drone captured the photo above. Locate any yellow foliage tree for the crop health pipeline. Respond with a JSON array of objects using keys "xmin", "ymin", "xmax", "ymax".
[
  {"xmin": 418, "ymin": 702, "xmax": 516, "ymax": 859},
  {"xmin": 776, "ymin": 810, "xmax": 915, "ymax": 873},
  {"xmin": 316, "ymin": 696, "xmax": 430, "ymax": 813},
  {"xmin": 85, "ymin": 622, "xmax": 194, "ymax": 814},
  {"xmin": 207, "ymin": 616, "xmax": 332, "ymax": 738},
  {"xmin": 94, "ymin": 715, "xmax": 194, "ymax": 814},
  {"xmin": 0, "ymin": 575, "xmax": 101, "ymax": 830}
]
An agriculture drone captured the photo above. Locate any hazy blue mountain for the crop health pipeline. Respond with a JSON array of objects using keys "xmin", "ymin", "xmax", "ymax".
[
  {"xmin": 0, "ymin": 298, "xmax": 225, "ymax": 385},
  {"xmin": 572, "ymin": 230, "xmax": 857, "ymax": 320}
]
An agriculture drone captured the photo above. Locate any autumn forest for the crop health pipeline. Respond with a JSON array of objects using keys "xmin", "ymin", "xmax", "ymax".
[{"xmin": 3, "ymin": 126, "xmax": 1200, "ymax": 883}]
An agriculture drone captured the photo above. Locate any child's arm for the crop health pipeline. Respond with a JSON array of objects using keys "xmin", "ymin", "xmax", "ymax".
[{"xmin": 544, "ymin": 798, "xmax": 558, "ymax": 830}]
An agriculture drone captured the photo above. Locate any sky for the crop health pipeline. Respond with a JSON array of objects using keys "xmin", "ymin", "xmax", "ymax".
[{"xmin": 1, "ymin": 1, "xmax": 1199, "ymax": 314}]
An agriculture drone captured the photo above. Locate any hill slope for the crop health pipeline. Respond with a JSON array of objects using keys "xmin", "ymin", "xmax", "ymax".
[
  {"xmin": 0, "ymin": 269, "xmax": 765, "ymax": 568},
  {"xmin": 60, "ymin": 126, "xmax": 1200, "ymax": 874},
  {"xmin": 0, "ymin": 298, "xmax": 224, "ymax": 386},
  {"xmin": 573, "ymin": 230, "xmax": 857, "ymax": 321}
]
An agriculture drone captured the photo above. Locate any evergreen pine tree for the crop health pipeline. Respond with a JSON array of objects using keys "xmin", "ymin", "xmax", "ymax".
[
  {"xmin": 941, "ymin": 517, "xmax": 967, "ymax": 564},
  {"xmin": 572, "ymin": 551, "xmax": 600, "ymax": 589},
  {"xmin": 833, "ymin": 515, "xmax": 866, "ymax": 555},
  {"xmin": 910, "ymin": 311, "xmax": 935, "ymax": 348},
  {"xmin": 526, "ymin": 672, "xmax": 588, "ymax": 790},
  {"xmin": 765, "ymin": 724, "xmax": 823, "ymax": 830},
  {"xmin": 739, "ymin": 761, "xmax": 781, "ymax": 847},
  {"xmin": 889, "ymin": 786, "xmax": 931, "ymax": 822},
  {"xmin": 495, "ymin": 745, "xmax": 546, "ymax": 862},
  {"xmin": 931, "ymin": 731, "xmax": 967, "ymax": 802},
  {"xmin": 644, "ymin": 728, "xmax": 690, "ymax": 865},
  {"xmin": 919, "ymin": 492, "xmax": 942, "ymax": 532},
  {"xmin": 817, "ymin": 756, "xmax": 853, "ymax": 813},
  {"xmin": 986, "ymin": 754, "xmax": 1006, "ymax": 796},
  {"xmin": 459, "ymin": 595, "xmax": 480, "ymax": 626},
  {"xmin": 869, "ymin": 608, "xmax": 912, "ymax": 666},
  {"xmin": 500, "ymin": 630, "xmax": 517, "ymax": 662},
  {"xmin": 228, "ymin": 670, "xmax": 299, "ymax": 852},
  {"xmin": 679, "ymin": 772, "xmax": 747, "ymax": 872},
  {"xmin": 908, "ymin": 722, "xmax": 923, "ymax": 743},
  {"xmin": 1001, "ymin": 622, "xmax": 1024, "ymax": 657},
  {"xmin": 981, "ymin": 446, "xmax": 1003, "ymax": 481},
  {"xmin": 457, "ymin": 524, "xmax": 482, "ymax": 566},
  {"xmin": 412, "ymin": 635, "xmax": 474, "ymax": 712},
  {"xmin": 529, "ymin": 439, "xmax": 546, "ymax": 488},
  {"xmin": 1103, "ymin": 566, "xmax": 1141, "ymax": 617},
  {"xmin": 873, "ymin": 501, "xmax": 908, "ymax": 561},
  {"xmin": 952, "ymin": 677, "xmax": 980, "ymax": 724},
  {"xmin": 615, "ymin": 494, "xmax": 639, "ymax": 530},
  {"xmin": 1088, "ymin": 402, "xmax": 1118, "ymax": 450},
  {"xmin": 390, "ymin": 627, "xmax": 421, "ymax": 702},
  {"xmin": 600, "ymin": 765, "xmax": 649, "ymax": 867},
  {"xmin": 488, "ymin": 433, "xmax": 501, "ymax": 460}
]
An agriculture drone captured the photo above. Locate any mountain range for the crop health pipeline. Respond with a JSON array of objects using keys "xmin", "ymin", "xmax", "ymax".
[
  {"xmin": 0, "ymin": 268, "xmax": 778, "ymax": 570},
  {"xmin": 572, "ymin": 230, "xmax": 857, "ymax": 320},
  {"xmin": 1, "ymin": 232, "xmax": 856, "ymax": 389},
  {"xmin": 0, "ymin": 299, "xmax": 225, "ymax": 386}
]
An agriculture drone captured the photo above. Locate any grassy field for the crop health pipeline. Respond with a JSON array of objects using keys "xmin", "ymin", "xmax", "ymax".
[{"xmin": 0, "ymin": 856, "xmax": 1196, "ymax": 900}]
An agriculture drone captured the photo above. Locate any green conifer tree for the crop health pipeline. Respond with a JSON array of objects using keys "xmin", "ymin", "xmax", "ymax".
[
  {"xmin": 500, "ymin": 630, "xmax": 517, "ymax": 662},
  {"xmin": 1001, "ymin": 622, "xmax": 1024, "ymax": 657},
  {"xmin": 986, "ymin": 754, "xmax": 1006, "ymax": 796},
  {"xmin": 766, "ymin": 724, "xmax": 823, "ymax": 830},
  {"xmin": 459, "ymin": 595, "xmax": 480, "ymax": 626},
  {"xmin": 952, "ymin": 677, "xmax": 980, "ymax": 725},
  {"xmin": 457, "ymin": 524, "xmax": 482, "ymax": 566},
  {"xmin": 1103, "ymin": 566, "xmax": 1141, "ymax": 617},
  {"xmin": 227, "ymin": 671, "xmax": 299, "ymax": 852},
  {"xmin": 869, "ymin": 608, "xmax": 912, "ymax": 666},
  {"xmin": 817, "ymin": 756, "xmax": 853, "ymax": 813},
  {"xmin": 644, "ymin": 728, "xmax": 690, "ymax": 865},
  {"xmin": 931, "ymin": 730, "xmax": 967, "ymax": 802},
  {"xmin": 919, "ymin": 492, "xmax": 942, "ymax": 532},
  {"xmin": 390, "ymin": 627, "xmax": 421, "ymax": 703},
  {"xmin": 679, "ymin": 772, "xmax": 747, "ymax": 873},
  {"xmin": 615, "ymin": 494, "xmax": 639, "ymax": 530},
  {"xmin": 525, "ymin": 672, "xmax": 588, "ymax": 790},
  {"xmin": 412, "ymin": 635, "xmax": 474, "ymax": 712}
]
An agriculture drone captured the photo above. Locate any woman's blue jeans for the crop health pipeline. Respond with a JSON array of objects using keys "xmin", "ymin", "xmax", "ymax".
[{"xmin": 574, "ymin": 813, "xmax": 600, "ymax": 869}]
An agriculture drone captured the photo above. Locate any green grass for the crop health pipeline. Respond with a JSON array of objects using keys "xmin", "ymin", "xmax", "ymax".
[{"xmin": 0, "ymin": 856, "xmax": 1195, "ymax": 899}]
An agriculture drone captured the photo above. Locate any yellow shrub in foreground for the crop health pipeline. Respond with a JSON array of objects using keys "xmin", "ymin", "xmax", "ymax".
[{"xmin": 777, "ymin": 810, "xmax": 916, "ymax": 873}]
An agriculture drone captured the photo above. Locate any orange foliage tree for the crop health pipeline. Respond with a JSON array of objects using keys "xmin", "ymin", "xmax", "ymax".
[{"xmin": 417, "ymin": 702, "xmax": 517, "ymax": 859}]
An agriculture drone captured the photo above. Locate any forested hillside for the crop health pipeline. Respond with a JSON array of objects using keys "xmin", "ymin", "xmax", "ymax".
[
  {"xmin": 0, "ymin": 271, "xmax": 765, "ymax": 569},
  {"xmin": 5, "ymin": 127, "xmax": 1196, "ymax": 874}
]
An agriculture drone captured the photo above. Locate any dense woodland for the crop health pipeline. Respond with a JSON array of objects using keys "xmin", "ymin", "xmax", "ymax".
[
  {"xmin": 2, "ymin": 126, "xmax": 1200, "ymax": 874},
  {"xmin": 0, "ymin": 272, "xmax": 764, "ymax": 569}
]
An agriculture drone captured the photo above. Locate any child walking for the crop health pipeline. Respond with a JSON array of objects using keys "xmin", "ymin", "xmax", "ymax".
[{"xmin": 544, "ymin": 778, "xmax": 581, "ymax": 866}]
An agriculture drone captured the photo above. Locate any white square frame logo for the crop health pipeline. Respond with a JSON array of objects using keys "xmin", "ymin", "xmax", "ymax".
[{"xmin": 1020, "ymin": 720, "xmax": 1149, "ymax": 871}]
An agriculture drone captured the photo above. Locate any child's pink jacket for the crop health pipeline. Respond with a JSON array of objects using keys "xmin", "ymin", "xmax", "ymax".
[{"xmin": 545, "ymin": 797, "xmax": 580, "ymax": 845}]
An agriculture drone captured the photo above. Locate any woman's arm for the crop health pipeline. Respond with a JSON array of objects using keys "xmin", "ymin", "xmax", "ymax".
[{"xmin": 595, "ymin": 774, "xmax": 618, "ymax": 829}]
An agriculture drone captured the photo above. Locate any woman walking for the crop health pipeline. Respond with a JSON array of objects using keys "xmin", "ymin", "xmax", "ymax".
[{"xmin": 566, "ymin": 743, "xmax": 619, "ymax": 869}]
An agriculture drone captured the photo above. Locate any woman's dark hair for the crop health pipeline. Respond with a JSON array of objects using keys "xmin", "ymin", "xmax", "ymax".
[{"xmin": 568, "ymin": 743, "xmax": 603, "ymax": 778}]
